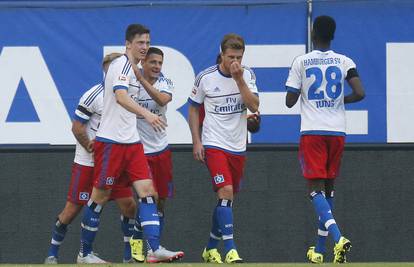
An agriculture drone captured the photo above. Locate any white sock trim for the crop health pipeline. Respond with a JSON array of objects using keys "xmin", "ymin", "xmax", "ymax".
[{"xmin": 324, "ymin": 219, "xmax": 336, "ymax": 229}]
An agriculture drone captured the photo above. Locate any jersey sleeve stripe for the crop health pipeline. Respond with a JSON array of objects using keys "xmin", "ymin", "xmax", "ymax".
[
  {"xmin": 194, "ymin": 66, "xmax": 218, "ymax": 87},
  {"xmin": 243, "ymin": 65, "xmax": 256, "ymax": 80},
  {"xmin": 76, "ymin": 105, "xmax": 93, "ymax": 117},
  {"xmin": 113, "ymin": 85, "xmax": 128, "ymax": 91},
  {"xmin": 73, "ymin": 113, "xmax": 88, "ymax": 124},
  {"xmin": 187, "ymin": 97, "xmax": 202, "ymax": 106},
  {"xmin": 83, "ymin": 84, "xmax": 103, "ymax": 106},
  {"xmin": 122, "ymin": 62, "xmax": 132, "ymax": 75},
  {"xmin": 84, "ymin": 87, "xmax": 103, "ymax": 106},
  {"xmin": 286, "ymin": 86, "xmax": 300, "ymax": 94},
  {"xmin": 160, "ymin": 90, "xmax": 172, "ymax": 96}
]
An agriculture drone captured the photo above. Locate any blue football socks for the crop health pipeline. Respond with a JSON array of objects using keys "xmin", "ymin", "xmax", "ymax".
[
  {"xmin": 80, "ymin": 200, "xmax": 103, "ymax": 257},
  {"xmin": 215, "ymin": 199, "xmax": 236, "ymax": 254},
  {"xmin": 47, "ymin": 218, "xmax": 68, "ymax": 257},
  {"xmin": 311, "ymin": 191, "xmax": 341, "ymax": 244},
  {"xmin": 139, "ymin": 197, "xmax": 160, "ymax": 251}
]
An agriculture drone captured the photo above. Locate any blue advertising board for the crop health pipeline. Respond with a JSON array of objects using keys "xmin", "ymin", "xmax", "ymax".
[{"xmin": 0, "ymin": 0, "xmax": 413, "ymax": 144}]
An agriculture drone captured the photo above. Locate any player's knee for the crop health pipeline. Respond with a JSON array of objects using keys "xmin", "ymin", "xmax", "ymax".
[
  {"xmin": 91, "ymin": 187, "xmax": 111, "ymax": 205},
  {"xmin": 133, "ymin": 179, "xmax": 156, "ymax": 198},
  {"xmin": 217, "ymin": 186, "xmax": 234, "ymax": 200}
]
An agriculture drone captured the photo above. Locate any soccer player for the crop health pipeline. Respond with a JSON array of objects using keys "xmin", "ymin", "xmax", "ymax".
[
  {"xmin": 128, "ymin": 47, "xmax": 184, "ymax": 262},
  {"xmin": 188, "ymin": 33, "xmax": 259, "ymax": 263},
  {"xmin": 77, "ymin": 24, "xmax": 183, "ymax": 263},
  {"xmin": 44, "ymin": 52, "xmax": 137, "ymax": 264},
  {"xmin": 285, "ymin": 15, "xmax": 365, "ymax": 263}
]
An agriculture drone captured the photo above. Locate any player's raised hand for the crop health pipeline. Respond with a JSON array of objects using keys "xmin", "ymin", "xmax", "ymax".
[
  {"xmin": 144, "ymin": 111, "xmax": 167, "ymax": 132},
  {"xmin": 230, "ymin": 61, "xmax": 243, "ymax": 80},
  {"xmin": 127, "ymin": 54, "xmax": 144, "ymax": 82},
  {"xmin": 193, "ymin": 142, "xmax": 205, "ymax": 163}
]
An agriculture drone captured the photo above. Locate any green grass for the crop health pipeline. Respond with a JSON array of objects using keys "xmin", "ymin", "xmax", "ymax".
[{"xmin": 2, "ymin": 263, "xmax": 414, "ymax": 267}]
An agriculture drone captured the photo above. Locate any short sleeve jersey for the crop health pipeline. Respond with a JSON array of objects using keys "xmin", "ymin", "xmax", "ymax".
[
  {"xmin": 96, "ymin": 55, "xmax": 141, "ymax": 144},
  {"xmin": 189, "ymin": 65, "xmax": 258, "ymax": 153},
  {"xmin": 73, "ymin": 83, "xmax": 104, "ymax": 166},
  {"xmin": 134, "ymin": 76, "xmax": 174, "ymax": 154},
  {"xmin": 285, "ymin": 50, "xmax": 356, "ymax": 135}
]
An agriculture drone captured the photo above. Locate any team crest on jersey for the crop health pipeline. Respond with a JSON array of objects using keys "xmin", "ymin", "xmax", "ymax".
[
  {"xmin": 118, "ymin": 74, "xmax": 127, "ymax": 81},
  {"xmin": 79, "ymin": 192, "xmax": 90, "ymax": 201},
  {"xmin": 214, "ymin": 174, "xmax": 225, "ymax": 184},
  {"xmin": 191, "ymin": 87, "xmax": 197, "ymax": 96},
  {"xmin": 106, "ymin": 177, "xmax": 114, "ymax": 185}
]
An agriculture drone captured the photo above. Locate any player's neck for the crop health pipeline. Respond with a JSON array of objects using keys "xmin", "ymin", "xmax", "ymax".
[
  {"xmin": 218, "ymin": 63, "xmax": 231, "ymax": 77},
  {"xmin": 126, "ymin": 51, "xmax": 140, "ymax": 65},
  {"xmin": 313, "ymin": 42, "xmax": 331, "ymax": 52}
]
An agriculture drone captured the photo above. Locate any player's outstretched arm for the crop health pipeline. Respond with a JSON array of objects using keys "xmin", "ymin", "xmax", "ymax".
[
  {"xmin": 188, "ymin": 104, "xmax": 205, "ymax": 163},
  {"xmin": 72, "ymin": 120, "xmax": 94, "ymax": 152},
  {"xmin": 345, "ymin": 76, "xmax": 365, "ymax": 104},
  {"xmin": 130, "ymin": 63, "xmax": 172, "ymax": 106},
  {"xmin": 230, "ymin": 62, "xmax": 259, "ymax": 112},
  {"xmin": 115, "ymin": 89, "xmax": 167, "ymax": 132}
]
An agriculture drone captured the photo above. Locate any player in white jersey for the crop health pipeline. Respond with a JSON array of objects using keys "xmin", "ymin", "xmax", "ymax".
[
  {"xmin": 285, "ymin": 15, "xmax": 365, "ymax": 264},
  {"xmin": 45, "ymin": 53, "xmax": 137, "ymax": 264},
  {"xmin": 188, "ymin": 33, "xmax": 259, "ymax": 263},
  {"xmin": 126, "ymin": 47, "xmax": 184, "ymax": 262},
  {"xmin": 77, "ymin": 24, "xmax": 183, "ymax": 264}
]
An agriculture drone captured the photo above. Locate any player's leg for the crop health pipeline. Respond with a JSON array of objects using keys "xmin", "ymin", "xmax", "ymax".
[
  {"xmin": 151, "ymin": 149, "xmax": 174, "ymax": 238},
  {"xmin": 127, "ymin": 143, "xmax": 183, "ymax": 263},
  {"xmin": 326, "ymin": 136, "xmax": 351, "ymax": 263},
  {"xmin": 77, "ymin": 141, "xmax": 122, "ymax": 263},
  {"xmin": 300, "ymin": 135, "xmax": 330, "ymax": 263},
  {"xmin": 45, "ymin": 163, "xmax": 92, "ymax": 264},
  {"xmin": 112, "ymin": 182, "xmax": 136, "ymax": 263}
]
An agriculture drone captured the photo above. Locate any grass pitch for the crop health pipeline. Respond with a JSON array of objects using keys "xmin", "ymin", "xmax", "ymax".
[{"xmin": 2, "ymin": 263, "xmax": 414, "ymax": 267}]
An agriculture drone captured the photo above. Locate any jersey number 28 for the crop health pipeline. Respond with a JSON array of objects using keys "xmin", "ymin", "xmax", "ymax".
[{"xmin": 306, "ymin": 66, "xmax": 342, "ymax": 100}]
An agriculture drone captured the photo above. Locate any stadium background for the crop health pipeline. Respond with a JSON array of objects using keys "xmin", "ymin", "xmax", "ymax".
[{"xmin": 0, "ymin": 0, "xmax": 414, "ymax": 263}]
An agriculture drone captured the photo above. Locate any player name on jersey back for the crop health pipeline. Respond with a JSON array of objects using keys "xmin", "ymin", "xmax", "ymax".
[{"xmin": 286, "ymin": 50, "xmax": 356, "ymax": 135}]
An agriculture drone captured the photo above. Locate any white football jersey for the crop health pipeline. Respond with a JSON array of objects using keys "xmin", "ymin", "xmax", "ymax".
[
  {"xmin": 285, "ymin": 50, "xmax": 356, "ymax": 135},
  {"xmin": 134, "ymin": 76, "xmax": 173, "ymax": 154},
  {"xmin": 73, "ymin": 83, "xmax": 104, "ymax": 166},
  {"xmin": 189, "ymin": 65, "xmax": 258, "ymax": 153},
  {"xmin": 96, "ymin": 55, "xmax": 141, "ymax": 144}
]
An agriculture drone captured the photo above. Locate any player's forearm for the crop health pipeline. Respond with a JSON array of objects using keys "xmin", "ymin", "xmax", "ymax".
[
  {"xmin": 344, "ymin": 93, "xmax": 365, "ymax": 104},
  {"xmin": 72, "ymin": 122, "xmax": 90, "ymax": 150},
  {"xmin": 188, "ymin": 105, "xmax": 202, "ymax": 144},
  {"xmin": 139, "ymin": 78, "xmax": 172, "ymax": 106},
  {"xmin": 236, "ymin": 79, "xmax": 259, "ymax": 112},
  {"xmin": 116, "ymin": 90, "xmax": 152, "ymax": 117}
]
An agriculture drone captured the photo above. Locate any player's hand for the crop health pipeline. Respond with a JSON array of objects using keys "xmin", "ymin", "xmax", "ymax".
[
  {"xmin": 193, "ymin": 142, "xmax": 205, "ymax": 163},
  {"xmin": 230, "ymin": 61, "xmax": 243, "ymax": 81},
  {"xmin": 144, "ymin": 112, "xmax": 167, "ymax": 132},
  {"xmin": 127, "ymin": 55, "xmax": 144, "ymax": 82}
]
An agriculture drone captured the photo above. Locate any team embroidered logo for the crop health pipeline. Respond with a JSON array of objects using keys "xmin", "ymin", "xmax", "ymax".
[
  {"xmin": 106, "ymin": 177, "xmax": 114, "ymax": 185},
  {"xmin": 118, "ymin": 74, "xmax": 127, "ymax": 81},
  {"xmin": 214, "ymin": 174, "xmax": 225, "ymax": 184},
  {"xmin": 213, "ymin": 86, "xmax": 220, "ymax": 92},
  {"xmin": 191, "ymin": 87, "xmax": 197, "ymax": 96},
  {"xmin": 79, "ymin": 192, "xmax": 90, "ymax": 200}
]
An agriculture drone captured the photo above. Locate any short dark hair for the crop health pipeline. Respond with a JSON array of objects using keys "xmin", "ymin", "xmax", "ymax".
[
  {"xmin": 313, "ymin": 15, "xmax": 336, "ymax": 42},
  {"xmin": 146, "ymin": 47, "xmax": 164, "ymax": 58},
  {"xmin": 125, "ymin": 24, "xmax": 150, "ymax": 42},
  {"xmin": 220, "ymin": 33, "xmax": 245, "ymax": 53}
]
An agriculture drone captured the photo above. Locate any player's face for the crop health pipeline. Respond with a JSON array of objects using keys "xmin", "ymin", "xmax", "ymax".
[
  {"xmin": 127, "ymin": 33, "xmax": 150, "ymax": 62},
  {"xmin": 221, "ymin": 48, "xmax": 244, "ymax": 73},
  {"xmin": 142, "ymin": 53, "xmax": 163, "ymax": 80}
]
